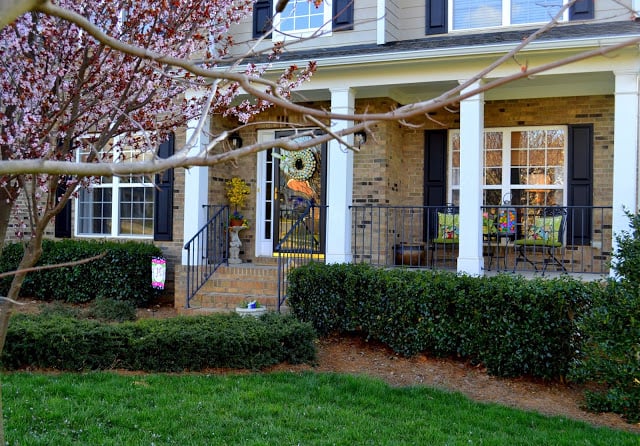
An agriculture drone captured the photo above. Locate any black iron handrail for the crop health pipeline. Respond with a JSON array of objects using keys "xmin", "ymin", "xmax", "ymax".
[
  {"xmin": 275, "ymin": 204, "xmax": 325, "ymax": 311},
  {"xmin": 183, "ymin": 205, "xmax": 229, "ymax": 308}
]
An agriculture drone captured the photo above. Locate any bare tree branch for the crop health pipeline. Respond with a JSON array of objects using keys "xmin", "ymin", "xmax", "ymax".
[{"xmin": 0, "ymin": 251, "xmax": 106, "ymax": 280}]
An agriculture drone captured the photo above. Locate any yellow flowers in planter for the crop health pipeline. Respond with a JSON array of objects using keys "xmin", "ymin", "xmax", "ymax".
[{"xmin": 225, "ymin": 177, "xmax": 250, "ymax": 209}]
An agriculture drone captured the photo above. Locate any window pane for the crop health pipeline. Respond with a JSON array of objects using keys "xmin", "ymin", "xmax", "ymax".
[
  {"xmin": 451, "ymin": 168, "xmax": 460, "ymax": 186},
  {"xmin": 452, "ymin": 150, "xmax": 460, "ymax": 168},
  {"xmin": 484, "ymin": 167, "xmax": 502, "ymax": 185},
  {"xmin": 546, "ymin": 130, "xmax": 565, "ymax": 148},
  {"xmin": 453, "ymin": 0, "xmax": 501, "ymax": 29},
  {"xmin": 483, "ymin": 189, "xmax": 503, "ymax": 206},
  {"xmin": 485, "ymin": 132, "xmax": 503, "ymax": 150},
  {"xmin": 77, "ymin": 188, "xmax": 112, "ymax": 235},
  {"xmin": 529, "ymin": 149, "xmax": 545, "ymax": 166},
  {"xmin": 548, "ymin": 167, "xmax": 564, "ymax": 185},
  {"xmin": 280, "ymin": 17, "xmax": 294, "ymax": 31},
  {"xmin": 485, "ymin": 150, "xmax": 502, "ymax": 167},
  {"xmin": 511, "ymin": 0, "xmax": 562, "ymax": 25},
  {"xmin": 119, "ymin": 186, "xmax": 154, "ymax": 236}
]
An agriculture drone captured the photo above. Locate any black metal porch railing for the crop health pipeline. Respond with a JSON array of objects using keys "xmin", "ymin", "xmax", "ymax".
[
  {"xmin": 350, "ymin": 204, "xmax": 612, "ymax": 276},
  {"xmin": 183, "ymin": 205, "xmax": 229, "ymax": 308},
  {"xmin": 275, "ymin": 204, "xmax": 325, "ymax": 311}
]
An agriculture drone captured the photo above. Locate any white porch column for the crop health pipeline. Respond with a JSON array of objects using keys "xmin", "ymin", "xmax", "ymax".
[
  {"xmin": 325, "ymin": 87, "xmax": 355, "ymax": 264},
  {"xmin": 457, "ymin": 81, "xmax": 484, "ymax": 275},
  {"xmin": 611, "ymin": 72, "xmax": 640, "ymax": 276},
  {"xmin": 181, "ymin": 116, "xmax": 210, "ymax": 265}
]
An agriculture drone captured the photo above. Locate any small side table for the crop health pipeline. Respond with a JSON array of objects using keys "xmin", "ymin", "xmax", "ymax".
[{"xmin": 229, "ymin": 225, "xmax": 248, "ymax": 264}]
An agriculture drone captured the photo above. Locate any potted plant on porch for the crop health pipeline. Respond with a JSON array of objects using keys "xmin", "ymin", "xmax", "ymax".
[{"xmin": 226, "ymin": 177, "xmax": 250, "ymax": 227}]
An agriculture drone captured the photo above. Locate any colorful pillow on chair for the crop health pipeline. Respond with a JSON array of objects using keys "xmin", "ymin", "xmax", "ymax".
[
  {"xmin": 482, "ymin": 213, "xmax": 496, "ymax": 235},
  {"xmin": 497, "ymin": 209, "xmax": 517, "ymax": 235},
  {"xmin": 437, "ymin": 212, "xmax": 459, "ymax": 241},
  {"xmin": 525, "ymin": 215, "xmax": 563, "ymax": 244}
]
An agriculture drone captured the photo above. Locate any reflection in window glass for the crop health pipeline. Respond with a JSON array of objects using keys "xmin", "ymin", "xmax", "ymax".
[
  {"xmin": 279, "ymin": 0, "xmax": 326, "ymax": 33},
  {"xmin": 453, "ymin": 0, "xmax": 501, "ymax": 29},
  {"xmin": 449, "ymin": 126, "xmax": 566, "ymax": 207},
  {"xmin": 511, "ymin": 0, "xmax": 562, "ymax": 25},
  {"xmin": 453, "ymin": 0, "xmax": 565, "ymax": 30},
  {"xmin": 76, "ymin": 137, "xmax": 155, "ymax": 238}
]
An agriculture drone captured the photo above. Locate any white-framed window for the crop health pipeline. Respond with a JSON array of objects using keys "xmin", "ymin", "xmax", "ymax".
[
  {"xmin": 450, "ymin": 0, "xmax": 568, "ymax": 31},
  {"xmin": 449, "ymin": 126, "xmax": 567, "ymax": 206},
  {"xmin": 274, "ymin": 0, "xmax": 333, "ymax": 37},
  {"xmin": 75, "ymin": 137, "xmax": 155, "ymax": 238}
]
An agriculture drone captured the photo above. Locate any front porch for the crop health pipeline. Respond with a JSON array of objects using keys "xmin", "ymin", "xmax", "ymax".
[
  {"xmin": 351, "ymin": 204, "xmax": 612, "ymax": 278},
  {"xmin": 177, "ymin": 202, "xmax": 613, "ymax": 313}
]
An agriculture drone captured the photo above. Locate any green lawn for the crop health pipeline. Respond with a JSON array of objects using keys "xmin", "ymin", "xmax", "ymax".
[{"xmin": 2, "ymin": 371, "xmax": 637, "ymax": 445}]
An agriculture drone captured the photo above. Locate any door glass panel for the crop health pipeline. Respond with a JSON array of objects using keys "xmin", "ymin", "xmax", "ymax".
[{"xmin": 274, "ymin": 136, "xmax": 324, "ymax": 253}]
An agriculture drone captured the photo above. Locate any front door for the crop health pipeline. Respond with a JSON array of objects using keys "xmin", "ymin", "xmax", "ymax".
[{"xmin": 272, "ymin": 131, "xmax": 326, "ymax": 254}]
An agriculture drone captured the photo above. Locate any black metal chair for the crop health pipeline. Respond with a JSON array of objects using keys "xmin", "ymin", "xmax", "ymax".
[
  {"xmin": 513, "ymin": 207, "xmax": 567, "ymax": 275},
  {"xmin": 430, "ymin": 204, "xmax": 459, "ymax": 268}
]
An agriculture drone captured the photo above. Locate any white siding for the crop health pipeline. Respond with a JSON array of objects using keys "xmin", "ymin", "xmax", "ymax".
[
  {"xmin": 595, "ymin": 0, "xmax": 634, "ymax": 21},
  {"xmin": 384, "ymin": 0, "xmax": 401, "ymax": 43}
]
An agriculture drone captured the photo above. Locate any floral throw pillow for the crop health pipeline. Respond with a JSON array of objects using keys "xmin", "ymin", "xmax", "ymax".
[
  {"xmin": 437, "ymin": 212, "xmax": 459, "ymax": 241},
  {"xmin": 525, "ymin": 215, "xmax": 563, "ymax": 243}
]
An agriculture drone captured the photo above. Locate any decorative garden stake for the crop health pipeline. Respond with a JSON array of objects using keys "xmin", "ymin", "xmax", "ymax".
[{"xmin": 151, "ymin": 257, "xmax": 166, "ymax": 289}]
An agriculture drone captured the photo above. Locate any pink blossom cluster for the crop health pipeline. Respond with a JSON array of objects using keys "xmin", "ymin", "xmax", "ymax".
[{"xmin": 0, "ymin": 0, "xmax": 316, "ymax": 238}]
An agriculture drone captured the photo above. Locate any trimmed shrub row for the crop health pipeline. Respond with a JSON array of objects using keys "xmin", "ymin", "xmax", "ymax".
[
  {"xmin": 287, "ymin": 263, "xmax": 598, "ymax": 380},
  {"xmin": 2, "ymin": 312, "xmax": 316, "ymax": 372},
  {"xmin": 0, "ymin": 239, "xmax": 163, "ymax": 305}
]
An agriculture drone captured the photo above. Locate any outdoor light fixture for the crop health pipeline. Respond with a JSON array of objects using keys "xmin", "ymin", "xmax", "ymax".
[
  {"xmin": 354, "ymin": 131, "xmax": 367, "ymax": 147},
  {"xmin": 229, "ymin": 133, "xmax": 243, "ymax": 149}
]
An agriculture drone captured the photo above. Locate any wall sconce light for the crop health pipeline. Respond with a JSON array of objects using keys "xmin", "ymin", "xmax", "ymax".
[
  {"xmin": 354, "ymin": 131, "xmax": 367, "ymax": 147},
  {"xmin": 229, "ymin": 133, "xmax": 243, "ymax": 149}
]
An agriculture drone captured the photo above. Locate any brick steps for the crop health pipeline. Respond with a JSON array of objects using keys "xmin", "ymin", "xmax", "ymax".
[{"xmin": 184, "ymin": 262, "xmax": 280, "ymax": 312}]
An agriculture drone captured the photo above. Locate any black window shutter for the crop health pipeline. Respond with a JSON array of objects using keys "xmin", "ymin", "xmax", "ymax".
[
  {"xmin": 426, "ymin": 0, "xmax": 448, "ymax": 35},
  {"xmin": 333, "ymin": 0, "xmax": 354, "ymax": 31},
  {"xmin": 54, "ymin": 181, "xmax": 72, "ymax": 238},
  {"xmin": 253, "ymin": 0, "xmax": 273, "ymax": 38},
  {"xmin": 569, "ymin": 0, "xmax": 594, "ymax": 21},
  {"xmin": 567, "ymin": 124, "xmax": 593, "ymax": 245},
  {"xmin": 154, "ymin": 133, "xmax": 175, "ymax": 241},
  {"xmin": 424, "ymin": 130, "xmax": 448, "ymax": 240}
]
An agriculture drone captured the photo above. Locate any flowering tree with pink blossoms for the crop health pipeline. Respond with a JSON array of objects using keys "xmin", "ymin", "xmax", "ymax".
[
  {"xmin": 0, "ymin": 1, "xmax": 316, "ymax": 440},
  {"xmin": 0, "ymin": 0, "xmax": 317, "ymax": 302}
]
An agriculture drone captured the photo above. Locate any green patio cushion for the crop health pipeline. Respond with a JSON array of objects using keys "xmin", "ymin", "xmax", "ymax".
[
  {"xmin": 432, "ymin": 237, "xmax": 460, "ymax": 244},
  {"xmin": 513, "ymin": 238, "xmax": 562, "ymax": 247}
]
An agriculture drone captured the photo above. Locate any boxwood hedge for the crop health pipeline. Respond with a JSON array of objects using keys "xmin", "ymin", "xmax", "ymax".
[
  {"xmin": 0, "ymin": 239, "xmax": 163, "ymax": 305},
  {"xmin": 287, "ymin": 263, "xmax": 601, "ymax": 380},
  {"xmin": 1, "ymin": 312, "xmax": 316, "ymax": 372}
]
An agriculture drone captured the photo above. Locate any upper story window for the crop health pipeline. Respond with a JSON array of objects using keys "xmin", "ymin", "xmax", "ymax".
[
  {"xmin": 277, "ymin": 0, "xmax": 332, "ymax": 35},
  {"xmin": 253, "ymin": 0, "xmax": 354, "ymax": 39},
  {"xmin": 451, "ymin": 0, "xmax": 566, "ymax": 31}
]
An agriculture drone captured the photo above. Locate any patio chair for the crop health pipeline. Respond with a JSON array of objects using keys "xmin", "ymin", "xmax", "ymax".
[
  {"xmin": 512, "ymin": 207, "xmax": 567, "ymax": 275},
  {"xmin": 430, "ymin": 204, "xmax": 459, "ymax": 268}
]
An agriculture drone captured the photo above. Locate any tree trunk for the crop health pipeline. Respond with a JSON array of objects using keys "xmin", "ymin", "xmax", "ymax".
[
  {"xmin": 0, "ymin": 229, "xmax": 45, "ymax": 445},
  {"xmin": 0, "ymin": 187, "xmax": 16, "ymax": 253}
]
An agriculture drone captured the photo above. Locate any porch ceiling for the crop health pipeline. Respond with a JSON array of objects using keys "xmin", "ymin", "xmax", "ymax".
[{"xmin": 290, "ymin": 72, "xmax": 615, "ymax": 105}]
